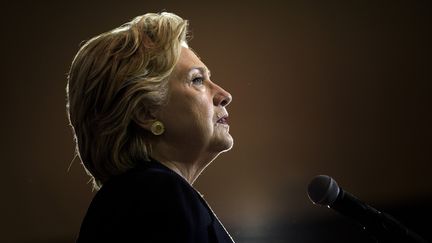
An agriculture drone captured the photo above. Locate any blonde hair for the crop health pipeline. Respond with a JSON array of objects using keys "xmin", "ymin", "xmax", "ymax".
[{"xmin": 66, "ymin": 12, "xmax": 188, "ymax": 189}]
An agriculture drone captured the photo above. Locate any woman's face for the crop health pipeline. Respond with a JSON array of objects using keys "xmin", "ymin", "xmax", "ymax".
[{"xmin": 157, "ymin": 47, "xmax": 233, "ymax": 156}]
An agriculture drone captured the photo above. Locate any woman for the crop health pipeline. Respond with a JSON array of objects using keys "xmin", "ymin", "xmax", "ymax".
[{"xmin": 67, "ymin": 12, "xmax": 235, "ymax": 242}]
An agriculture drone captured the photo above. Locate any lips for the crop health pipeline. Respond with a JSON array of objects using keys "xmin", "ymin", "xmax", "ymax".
[{"xmin": 216, "ymin": 115, "xmax": 229, "ymax": 125}]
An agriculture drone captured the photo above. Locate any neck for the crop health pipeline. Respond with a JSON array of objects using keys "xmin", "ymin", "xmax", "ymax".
[{"xmin": 150, "ymin": 142, "xmax": 219, "ymax": 184}]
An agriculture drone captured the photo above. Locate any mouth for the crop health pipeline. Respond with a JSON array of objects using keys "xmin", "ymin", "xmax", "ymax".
[{"xmin": 216, "ymin": 115, "xmax": 229, "ymax": 125}]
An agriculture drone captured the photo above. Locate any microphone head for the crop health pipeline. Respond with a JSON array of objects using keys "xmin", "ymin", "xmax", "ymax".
[{"xmin": 307, "ymin": 175, "xmax": 340, "ymax": 206}]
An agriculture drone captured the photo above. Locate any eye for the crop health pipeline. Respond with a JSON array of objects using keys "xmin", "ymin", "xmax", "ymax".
[{"xmin": 191, "ymin": 77, "xmax": 204, "ymax": 86}]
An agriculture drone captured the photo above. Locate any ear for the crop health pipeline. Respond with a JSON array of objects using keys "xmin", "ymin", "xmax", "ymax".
[{"xmin": 133, "ymin": 108, "xmax": 158, "ymax": 132}]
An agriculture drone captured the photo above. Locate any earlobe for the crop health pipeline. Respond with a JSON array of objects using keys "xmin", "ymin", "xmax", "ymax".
[{"xmin": 133, "ymin": 110, "xmax": 165, "ymax": 135}]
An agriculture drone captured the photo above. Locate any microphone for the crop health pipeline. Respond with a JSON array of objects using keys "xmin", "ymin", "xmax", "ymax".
[{"xmin": 307, "ymin": 175, "xmax": 427, "ymax": 243}]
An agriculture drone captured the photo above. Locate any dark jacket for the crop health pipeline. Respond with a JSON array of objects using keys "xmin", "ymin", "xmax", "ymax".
[{"xmin": 76, "ymin": 159, "xmax": 235, "ymax": 243}]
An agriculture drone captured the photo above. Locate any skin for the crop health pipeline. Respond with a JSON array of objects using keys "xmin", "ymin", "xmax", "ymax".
[{"xmin": 143, "ymin": 47, "xmax": 233, "ymax": 184}]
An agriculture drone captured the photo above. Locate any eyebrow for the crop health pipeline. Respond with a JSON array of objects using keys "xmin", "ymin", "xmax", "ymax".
[{"xmin": 189, "ymin": 67, "xmax": 211, "ymax": 78}]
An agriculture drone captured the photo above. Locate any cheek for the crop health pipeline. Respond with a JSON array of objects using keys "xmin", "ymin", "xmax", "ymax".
[
  {"xmin": 190, "ymin": 97, "xmax": 214, "ymax": 129},
  {"xmin": 163, "ymin": 94, "xmax": 213, "ymax": 133}
]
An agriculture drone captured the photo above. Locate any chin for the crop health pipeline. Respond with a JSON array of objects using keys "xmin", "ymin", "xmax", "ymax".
[
  {"xmin": 223, "ymin": 135, "xmax": 234, "ymax": 151},
  {"xmin": 210, "ymin": 133, "xmax": 234, "ymax": 153}
]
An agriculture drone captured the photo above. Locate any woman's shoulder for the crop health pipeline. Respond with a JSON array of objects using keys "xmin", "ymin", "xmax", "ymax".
[
  {"xmin": 99, "ymin": 160, "xmax": 192, "ymax": 199},
  {"xmin": 77, "ymin": 161, "xmax": 215, "ymax": 242},
  {"xmin": 83, "ymin": 159, "xmax": 213, "ymax": 224},
  {"xmin": 84, "ymin": 160, "xmax": 205, "ymax": 222}
]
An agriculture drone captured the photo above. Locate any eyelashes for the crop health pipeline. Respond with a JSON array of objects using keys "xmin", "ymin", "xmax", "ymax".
[
  {"xmin": 191, "ymin": 77, "xmax": 204, "ymax": 85},
  {"xmin": 188, "ymin": 67, "xmax": 210, "ymax": 86}
]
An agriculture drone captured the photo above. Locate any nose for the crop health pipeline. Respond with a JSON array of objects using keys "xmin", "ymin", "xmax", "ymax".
[{"xmin": 213, "ymin": 83, "xmax": 232, "ymax": 107}]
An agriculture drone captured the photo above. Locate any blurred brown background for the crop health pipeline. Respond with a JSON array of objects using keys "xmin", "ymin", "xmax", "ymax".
[{"xmin": 1, "ymin": 0, "xmax": 431, "ymax": 242}]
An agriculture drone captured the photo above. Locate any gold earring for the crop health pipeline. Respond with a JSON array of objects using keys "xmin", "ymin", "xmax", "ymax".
[{"xmin": 150, "ymin": 121, "xmax": 165, "ymax": 135}]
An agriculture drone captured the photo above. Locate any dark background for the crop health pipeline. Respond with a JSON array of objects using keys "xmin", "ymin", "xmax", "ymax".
[{"xmin": 1, "ymin": 0, "xmax": 431, "ymax": 242}]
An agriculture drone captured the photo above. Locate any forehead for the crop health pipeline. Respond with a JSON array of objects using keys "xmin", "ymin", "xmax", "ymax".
[{"xmin": 173, "ymin": 47, "xmax": 208, "ymax": 75}]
